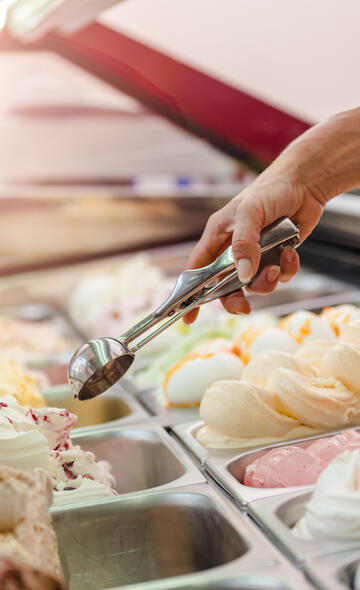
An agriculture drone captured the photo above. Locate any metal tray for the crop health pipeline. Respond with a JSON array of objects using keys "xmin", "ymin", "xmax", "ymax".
[
  {"xmin": 43, "ymin": 384, "xmax": 149, "ymax": 431},
  {"xmin": 171, "ymin": 421, "xmax": 238, "ymax": 466},
  {"xmin": 117, "ymin": 565, "xmax": 314, "ymax": 590},
  {"xmin": 305, "ymin": 549, "xmax": 360, "ymax": 590},
  {"xmin": 249, "ymin": 489, "xmax": 360, "ymax": 565},
  {"xmin": 204, "ymin": 428, "xmax": 360, "ymax": 507},
  {"xmin": 70, "ymin": 422, "xmax": 204, "ymax": 498},
  {"xmin": 51, "ymin": 482, "xmax": 299, "ymax": 590},
  {"xmin": 138, "ymin": 388, "xmax": 201, "ymax": 427}
]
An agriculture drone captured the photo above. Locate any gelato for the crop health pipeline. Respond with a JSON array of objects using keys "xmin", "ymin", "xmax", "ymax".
[
  {"xmin": 321, "ymin": 304, "xmax": 360, "ymax": 336},
  {"xmin": 294, "ymin": 340, "xmax": 337, "ymax": 370},
  {"xmin": 0, "ymin": 466, "xmax": 63, "ymax": 586},
  {"xmin": 0, "ymin": 357, "xmax": 46, "ymax": 408},
  {"xmin": 198, "ymin": 337, "xmax": 360, "ymax": 449},
  {"xmin": 293, "ymin": 449, "xmax": 360, "ymax": 539},
  {"xmin": 0, "ymin": 315, "xmax": 72, "ymax": 359},
  {"xmin": 0, "ymin": 396, "xmax": 116, "ymax": 507},
  {"xmin": 69, "ymin": 254, "xmax": 172, "ymax": 339},
  {"xmin": 233, "ymin": 327, "xmax": 298, "ymax": 364},
  {"xmin": 162, "ymin": 349, "xmax": 244, "ymax": 407},
  {"xmin": 278, "ymin": 310, "xmax": 336, "ymax": 344},
  {"xmin": 241, "ymin": 351, "xmax": 315, "ymax": 388},
  {"xmin": 244, "ymin": 430, "xmax": 360, "ymax": 488}
]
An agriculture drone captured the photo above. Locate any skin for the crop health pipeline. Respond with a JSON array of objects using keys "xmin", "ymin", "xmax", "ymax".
[{"xmin": 184, "ymin": 106, "xmax": 360, "ymax": 324}]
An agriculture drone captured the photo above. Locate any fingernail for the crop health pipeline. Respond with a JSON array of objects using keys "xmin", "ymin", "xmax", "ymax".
[
  {"xmin": 267, "ymin": 265, "xmax": 280, "ymax": 282},
  {"xmin": 284, "ymin": 247, "xmax": 295, "ymax": 264},
  {"xmin": 236, "ymin": 258, "xmax": 253, "ymax": 283}
]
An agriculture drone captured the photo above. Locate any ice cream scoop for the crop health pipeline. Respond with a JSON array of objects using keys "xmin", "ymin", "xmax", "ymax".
[{"xmin": 68, "ymin": 218, "xmax": 300, "ymax": 400}]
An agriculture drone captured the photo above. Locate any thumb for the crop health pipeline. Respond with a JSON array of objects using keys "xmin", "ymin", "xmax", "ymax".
[{"xmin": 232, "ymin": 200, "xmax": 263, "ymax": 283}]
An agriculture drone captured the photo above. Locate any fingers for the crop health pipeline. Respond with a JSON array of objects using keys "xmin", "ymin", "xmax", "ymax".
[
  {"xmin": 231, "ymin": 198, "xmax": 263, "ymax": 283},
  {"xmin": 220, "ymin": 290, "xmax": 251, "ymax": 315},
  {"xmin": 247, "ymin": 264, "xmax": 281, "ymax": 294},
  {"xmin": 248, "ymin": 246, "xmax": 299, "ymax": 293},
  {"xmin": 185, "ymin": 207, "xmax": 234, "ymax": 271},
  {"xmin": 183, "ymin": 307, "xmax": 200, "ymax": 325},
  {"xmin": 279, "ymin": 247, "xmax": 300, "ymax": 282}
]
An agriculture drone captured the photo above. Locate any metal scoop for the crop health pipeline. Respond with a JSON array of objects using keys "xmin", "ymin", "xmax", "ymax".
[{"xmin": 68, "ymin": 217, "xmax": 300, "ymax": 400}]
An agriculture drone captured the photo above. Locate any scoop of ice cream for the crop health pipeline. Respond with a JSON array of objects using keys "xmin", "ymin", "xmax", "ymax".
[
  {"xmin": 164, "ymin": 352, "xmax": 244, "ymax": 406},
  {"xmin": 293, "ymin": 450, "xmax": 360, "ymax": 539},
  {"xmin": 52, "ymin": 478, "xmax": 116, "ymax": 507},
  {"xmin": 233, "ymin": 327, "xmax": 298, "ymax": 364},
  {"xmin": 242, "ymin": 351, "xmax": 315, "ymax": 388},
  {"xmin": 69, "ymin": 254, "xmax": 170, "ymax": 337},
  {"xmin": 50, "ymin": 445, "xmax": 115, "ymax": 491},
  {"xmin": 0, "ymin": 466, "xmax": 63, "ymax": 583},
  {"xmin": 306, "ymin": 430, "xmax": 360, "ymax": 468},
  {"xmin": 0, "ymin": 397, "xmax": 116, "ymax": 506},
  {"xmin": 268, "ymin": 368, "xmax": 360, "ymax": 429},
  {"xmin": 295, "ymin": 340, "xmax": 337, "ymax": 370},
  {"xmin": 0, "ymin": 316, "xmax": 71, "ymax": 358},
  {"xmin": 0, "ymin": 554, "xmax": 63, "ymax": 590},
  {"xmin": 243, "ymin": 430, "xmax": 360, "ymax": 488},
  {"xmin": 319, "ymin": 342, "xmax": 360, "ymax": 393},
  {"xmin": 321, "ymin": 304, "xmax": 360, "ymax": 335},
  {"xmin": 278, "ymin": 310, "xmax": 336, "ymax": 344},
  {"xmin": 198, "ymin": 380, "xmax": 319, "ymax": 448},
  {"xmin": 0, "ymin": 357, "xmax": 46, "ymax": 408},
  {"xmin": 244, "ymin": 446, "xmax": 322, "ymax": 488},
  {"xmin": 340, "ymin": 320, "xmax": 360, "ymax": 347}
]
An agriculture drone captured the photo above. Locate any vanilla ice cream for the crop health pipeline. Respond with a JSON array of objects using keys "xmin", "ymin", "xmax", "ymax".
[
  {"xmin": 163, "ymin": 350, "xmax": 244, "ymax": 407},
  {"xmin": 295, "ymin": 340, "xmax": 337, "ymax": 370},
  {"xmin": 278, "ymin": 310, "xmax": 336, "ymax": 344},
  {"xmin": 321, "ymin": 304, "xmax": 360, "ymax": 335},
  {"xmin": 293, "ymin": 450, "xmax": 360, "ymax": 539},
  {"xmin": 0, "ymin": 357, "xmax": 46, "ymax": 408},
  {"xmin": 242, "ymin": 351, "xmax": 315, "ymax": 388},
  {"xmin": 198, "ymin": 336, "xmax": 360, "ymax": 449}
]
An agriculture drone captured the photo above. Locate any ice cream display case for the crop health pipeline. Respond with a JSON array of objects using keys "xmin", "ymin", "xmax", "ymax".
[{"xmin": 2, "ymin": 4, "xmax": 360, "ymax": 590}]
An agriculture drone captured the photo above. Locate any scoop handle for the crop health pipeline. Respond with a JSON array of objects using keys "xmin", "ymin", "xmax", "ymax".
[{"xmin": 122, "ymin": 218, "xmax": 299, "ymax": 348}]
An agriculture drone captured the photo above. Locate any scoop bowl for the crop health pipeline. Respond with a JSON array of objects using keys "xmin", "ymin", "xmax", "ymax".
[{"xmin": 68, "ymin": 337, "xmax": 134, "ymax": 400}]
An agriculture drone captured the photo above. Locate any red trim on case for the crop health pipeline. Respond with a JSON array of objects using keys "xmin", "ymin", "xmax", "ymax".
[{"xmin": 46, "ymin": 23, "xmax": 311, "ymax": 166}]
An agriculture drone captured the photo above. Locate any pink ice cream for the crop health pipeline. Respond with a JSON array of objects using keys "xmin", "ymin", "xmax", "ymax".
[{"xmin": 244, "ymin": 430, "xmax": 360, "ymax": 488}]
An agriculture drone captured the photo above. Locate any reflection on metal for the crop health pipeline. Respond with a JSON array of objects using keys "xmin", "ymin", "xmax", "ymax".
[{"xmin": 68, "ymin": 218, "xmax": 300, "ymax": 401}]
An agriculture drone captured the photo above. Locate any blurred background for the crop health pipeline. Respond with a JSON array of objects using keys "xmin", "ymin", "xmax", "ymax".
[{"xmin": 0, "ymin": 0, "xmax": 359, "ymax": 284}]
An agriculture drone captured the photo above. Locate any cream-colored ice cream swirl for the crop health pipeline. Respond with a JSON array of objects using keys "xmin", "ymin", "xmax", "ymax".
[
  {"xmin": 198, "ymin": 332, "xmax": 360, "ymax": 449},
  {"xmin": 294, "ymin": 339, "xmax": 337, "ymax": 370},
  {"xmin": 242, "ymin": 351, "xmax": 315, "ymax": 388},
  {"xmin": 199, "ymin": 380, "xmax": 320, "ymax": 449}
]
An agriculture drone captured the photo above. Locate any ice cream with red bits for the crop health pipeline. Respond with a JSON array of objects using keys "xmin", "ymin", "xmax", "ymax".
[{"xmin": 0, "ymin": 396, "xmax": 116, "ymax": 506}]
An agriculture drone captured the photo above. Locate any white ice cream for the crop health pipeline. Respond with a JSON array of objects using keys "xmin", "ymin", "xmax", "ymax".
[
  {"xmin": 294, "ymin": 450, "xmax": 360, "ymax": 539},
  {"xmin": 164, "ymin": 351, "xmax": 244, "ymax": 406}
]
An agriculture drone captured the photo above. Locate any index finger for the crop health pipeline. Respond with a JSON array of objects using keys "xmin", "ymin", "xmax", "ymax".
[{"xmin": 185, "ymin": 210, "xmax": 234, "ymax": 270}]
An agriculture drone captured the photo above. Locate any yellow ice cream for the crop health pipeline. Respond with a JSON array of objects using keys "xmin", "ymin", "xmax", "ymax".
[
  {"xmin": 295, "ymin": 339, "xmax": 337, "ymax": 370},
  {"xmin": 340, "ymin": 320, "xmax": 360, "ymax": 347},
  {"xmin": 242, "ymin": 351, "xmax": 315, "ymax": 387},
  {"xmin": 197, "ymin": 337, "xmax": 360, "ymax": 449},
  {"xmin": 0, "ymin": 357, "xmax": 45, "ymax": 408},
  {"xmin": 198, "ymin": 380, "xmax": 319, "ymax": 449}
]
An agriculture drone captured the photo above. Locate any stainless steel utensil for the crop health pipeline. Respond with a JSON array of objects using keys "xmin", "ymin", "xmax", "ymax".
[{"xmin": 68, "ymin": 217, "xmax": 300, "ymax": 400}]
